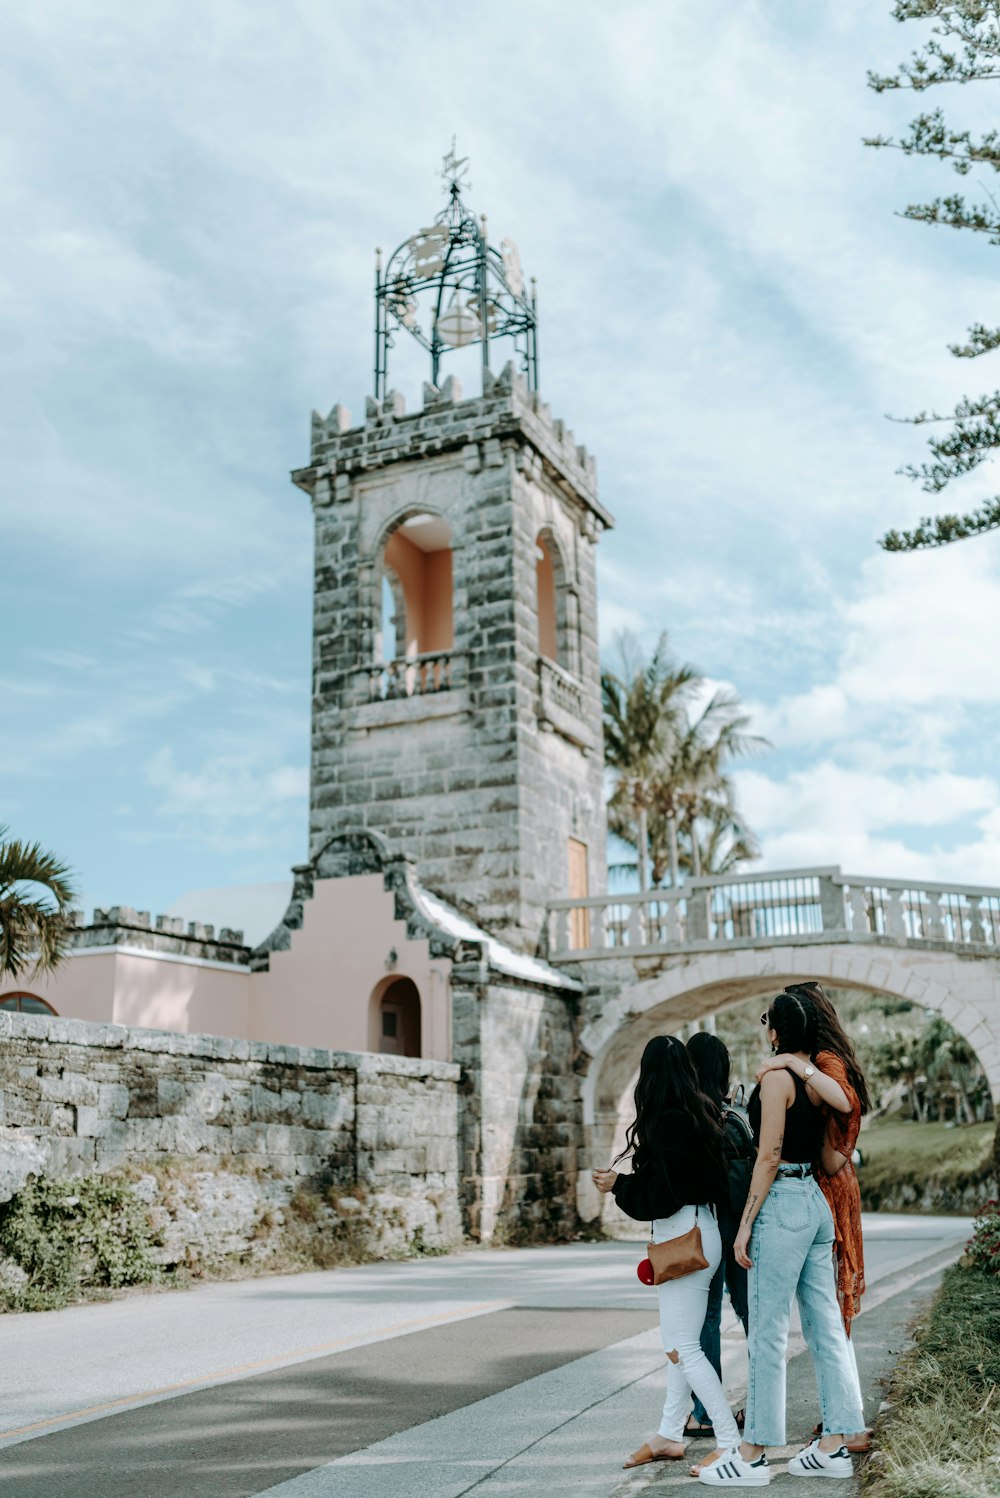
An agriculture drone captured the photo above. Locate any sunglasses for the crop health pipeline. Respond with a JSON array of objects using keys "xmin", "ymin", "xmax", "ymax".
[{"xmin": 760, "ymin": 1012, "xmax": 769, "ymax": 1027}]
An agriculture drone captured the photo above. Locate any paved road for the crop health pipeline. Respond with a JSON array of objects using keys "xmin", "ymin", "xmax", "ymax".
[{"xmin": 0, "ymin": 1214, "xmax": 970, "ymax": 1496}]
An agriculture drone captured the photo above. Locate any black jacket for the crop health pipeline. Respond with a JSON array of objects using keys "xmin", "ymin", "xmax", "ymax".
[{"xmin": 611, "ymin": 1107, "xmax": 727, "ymax": 1222}]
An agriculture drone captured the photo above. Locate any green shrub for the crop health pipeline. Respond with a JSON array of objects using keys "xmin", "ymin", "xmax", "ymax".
[
  {"xmin": 865, "ymin": 1263, "xmax": 1000, "ymax": 1498},
  {"xmin": 965, "ymin": 1200, "xmax": 1000, "ymax": 1276},
  {"xmin": 0, "ymin": 1175, "xmax": 159, "ymax": 1311}
]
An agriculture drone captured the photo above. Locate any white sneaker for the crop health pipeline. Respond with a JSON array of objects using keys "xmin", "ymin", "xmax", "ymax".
[
  {"xmin": 787, "ymin": 1440, "xmax": 854, "ymax": 1479},
  {"xmin": 698, "ymin": 1447, "xmax": 771, "ymax": 1486}
]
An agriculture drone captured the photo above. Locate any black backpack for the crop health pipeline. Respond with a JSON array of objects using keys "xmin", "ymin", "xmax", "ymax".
[{"xmin": 722, "ymin": 1094, "xmax": 755, "ymax": 1214}]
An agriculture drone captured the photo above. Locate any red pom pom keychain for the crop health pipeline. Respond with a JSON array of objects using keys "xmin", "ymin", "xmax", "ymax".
[{"xmin": 636, "ymin": 1256, "xmax": 655, "ymax": 1285}]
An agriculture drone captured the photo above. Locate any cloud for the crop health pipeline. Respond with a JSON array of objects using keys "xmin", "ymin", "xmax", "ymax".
[
  {"xmin": 144, "ymin": 747, "xmax": 308, "ymax": 853},
  {"xmin": 737, "ymin": 760, "xmax": 1000, "ymax": 884},
  {"xmin": 3, "ymin": 1, "xmax": 998, "ymax": 910},
  {"xmin": 841, "ymin": 546, "xmax": 1000, "ymax": 707}
]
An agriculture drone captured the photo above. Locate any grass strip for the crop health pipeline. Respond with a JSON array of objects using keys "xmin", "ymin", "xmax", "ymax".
[
  {"xmin": 864, "ymin": 1262, "xmax": 1000, "ymax": 1498},
  {"xmin": 857, "ymin": 1119, "xmax": 995, "ymax": 1213}
]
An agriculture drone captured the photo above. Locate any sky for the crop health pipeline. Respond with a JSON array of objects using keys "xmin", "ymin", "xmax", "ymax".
[{"xmin": 3, "ymin": 0, "xmax": 1000, "ymax": 926}]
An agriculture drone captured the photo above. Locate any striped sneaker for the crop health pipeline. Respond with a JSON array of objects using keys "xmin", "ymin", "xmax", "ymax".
[
  {"xmin": 698, "ymin": 1448, "xmax": 770, "ymax": 1486},
  {"xmin": 787, "ymin": 1441, "xmax": 854, "ymax": 1479}
]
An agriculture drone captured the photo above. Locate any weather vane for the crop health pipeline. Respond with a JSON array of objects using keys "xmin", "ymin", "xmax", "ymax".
[
  {"xmin": 439, "ymin": 136, "xmax": 470, "ymax": 198},
  {"xmin": 373, "ymin": 146, "xmax": 538, "ymax": 399}
]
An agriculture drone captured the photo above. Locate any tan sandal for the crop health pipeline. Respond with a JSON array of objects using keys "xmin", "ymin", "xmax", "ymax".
[
  {"xmin": 690, "ymin": 1447, "xmax": 724, "ymax": 1477},
  {"xmin": 623, "ymin": 1440, "xmax": 686, "ymax": 1468}
]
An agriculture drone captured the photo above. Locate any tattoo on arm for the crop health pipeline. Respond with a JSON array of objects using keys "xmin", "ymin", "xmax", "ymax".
[{"xmin": 742, "ymin": 1192, "xmax": 759, "ymax": 1227}]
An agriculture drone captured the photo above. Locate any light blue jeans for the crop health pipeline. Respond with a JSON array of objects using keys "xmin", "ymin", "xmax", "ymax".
[
  {"xmin": 746, "ymin": 1175, "xmax": 864, "ymax": 1447},
  {"xmin": 653, "ymin": 1205, "xmax": 741, "ymax": 1449}
]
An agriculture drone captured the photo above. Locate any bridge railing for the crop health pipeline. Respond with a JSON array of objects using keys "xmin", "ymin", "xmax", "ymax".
[
  {"xmin": 840, "ymin": 875, "xmax": 1000, "ymax": 946},
  {"xmin": 547, "ymin": 866, "xmax": 1000, "ymax": 960}
]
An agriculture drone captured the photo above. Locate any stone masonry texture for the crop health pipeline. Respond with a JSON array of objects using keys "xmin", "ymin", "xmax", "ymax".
[{"xmin": 0, "ymin": 1010, "xmax": 462, "ymax": 1255}]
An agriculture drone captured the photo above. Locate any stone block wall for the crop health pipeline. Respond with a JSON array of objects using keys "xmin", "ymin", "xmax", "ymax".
[
  {"xmin": 0, "ymin": 1011, "xmax": 461, "ymax": 1257},
  {"xmin": 452, "ymin": 976, "xmax": 583, "ymax": 1243}
]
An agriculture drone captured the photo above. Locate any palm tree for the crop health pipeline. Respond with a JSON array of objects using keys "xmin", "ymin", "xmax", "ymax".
[
  {"xmin": 675, "ymin": 691, "xmax": 770, "ymax": 881},
  {"xmin": 689, "ymin": 799, "xmax": 762, "ymax": 879},
  {"xmin": 0, "ymin": 827, "xmax": 78, "ymax": 980},
  {"xmin": 602, "ymin": 634, "xmax": 698, "ymax": 892}
]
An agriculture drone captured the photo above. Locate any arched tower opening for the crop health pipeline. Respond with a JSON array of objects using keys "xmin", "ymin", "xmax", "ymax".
[
  {"xmin": 383, "ymin": 513, "xmax": 454, "ymax": 659},
  {"xmin": 536, "ymin": 533, "xmax": 559, "ymax": 662},
  {"xmin": 535, "ymin": 528, "xmax": 575, "ymax": 672}
]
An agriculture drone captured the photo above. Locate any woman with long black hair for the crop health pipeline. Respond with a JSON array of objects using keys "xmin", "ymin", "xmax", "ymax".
[
  {"xmin": 697, "ymin": 988, "xmax": 864, "ymax": 1487},
  {"xmin": 684, "ymin": 1031, "xmax": 751, "ymax": 1474},
  {"xmin": 592, "ymin": 1034, "xmax": 741, "ymax": 1470}
]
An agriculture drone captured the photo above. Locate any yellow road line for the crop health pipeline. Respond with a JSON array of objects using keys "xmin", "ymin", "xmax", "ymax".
[{"xmin": 0, "ymin": 1299, "xmax": 508, "ymax": 1443}]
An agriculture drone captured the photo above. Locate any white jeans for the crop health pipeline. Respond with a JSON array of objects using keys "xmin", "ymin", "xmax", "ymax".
[{"xmin": 653, "ymin": 1205, "xmax": 741, "ymax": 1448}]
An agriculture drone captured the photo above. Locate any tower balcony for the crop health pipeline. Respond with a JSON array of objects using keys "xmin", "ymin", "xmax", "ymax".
[
  {"xmin": 537, "ymin": 657, "xmax": 595, "ymax": 753},
  {"xmin": 368, "ymin": 649, "xmax": 457, "ymax": 701}
]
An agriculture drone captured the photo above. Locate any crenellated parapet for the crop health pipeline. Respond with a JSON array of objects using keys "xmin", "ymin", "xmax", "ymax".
[
  {"xmin": 299, "ymin": 361, "xmax": 610, "ymax": 533},
  {"xmin": 68, "ymin": 907, "xmax": 249, "ymax": 965}
]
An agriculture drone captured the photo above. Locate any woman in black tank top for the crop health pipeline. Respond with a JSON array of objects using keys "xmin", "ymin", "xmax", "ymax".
[
  {"xmin": 696, "ymin": 989, "xmax": 865, "ymax": 1488},
  {"xmin": 747, "ymin": 1070, "xmax": 825, "ymax": 1163}
]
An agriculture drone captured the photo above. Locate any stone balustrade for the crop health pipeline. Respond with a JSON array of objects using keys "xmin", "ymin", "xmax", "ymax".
[
  {"xmin": 537, "ymin": 657, "xmax": 595, "ymax": 752},
  {"xmin": 547, "ymin": 866, "xmax": 1000, "ymax": 960},
  {"xmin": 368, "ymin": 650, "xmax": 455, "ymax": 701}
]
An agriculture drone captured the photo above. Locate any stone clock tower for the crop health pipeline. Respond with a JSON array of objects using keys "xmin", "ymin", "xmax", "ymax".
[{"xmin": 292, "ymin": 148, "xmax": 612, "ymax": 952}]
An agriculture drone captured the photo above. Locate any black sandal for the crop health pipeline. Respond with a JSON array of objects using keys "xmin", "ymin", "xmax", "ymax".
[{"xmin": 684, "ymin": 1417, "xmax": 715, "ymax": 1439}]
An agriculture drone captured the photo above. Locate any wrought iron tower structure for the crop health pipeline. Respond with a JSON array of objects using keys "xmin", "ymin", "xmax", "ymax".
[{"xmin": 374, "ymin": 139, "xmax": 539, "ymax": 400}]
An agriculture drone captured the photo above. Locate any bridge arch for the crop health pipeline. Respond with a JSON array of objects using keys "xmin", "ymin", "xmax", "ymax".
[{"xmin": 577, "ymin": 941, "xmax": 1000, "ymax": 1222}]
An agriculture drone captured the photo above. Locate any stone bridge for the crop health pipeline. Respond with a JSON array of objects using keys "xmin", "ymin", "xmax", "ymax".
[{"xmin": 546, "ymin": 866, "xmax": 1000, "ymax": 1219}]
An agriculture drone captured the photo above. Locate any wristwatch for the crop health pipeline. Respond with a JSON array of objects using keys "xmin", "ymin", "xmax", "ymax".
[{"xmin": 802, "ymin": 1064, "xmax": 815, "ymax": 1079}]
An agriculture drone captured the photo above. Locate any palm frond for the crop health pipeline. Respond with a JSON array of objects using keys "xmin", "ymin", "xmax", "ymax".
[{"xmin": 0, "ymin": 826, "xmax": 79, "ymax": 979}]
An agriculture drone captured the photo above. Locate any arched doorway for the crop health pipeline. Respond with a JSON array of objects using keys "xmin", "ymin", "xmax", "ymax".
[
  {"xmin": 369, "ymin": 975, "xmax": 422, "ymax": 1058},
  {"xmin": 0, "ymin": 992, "xmax": 58, "ymax": 1015}
]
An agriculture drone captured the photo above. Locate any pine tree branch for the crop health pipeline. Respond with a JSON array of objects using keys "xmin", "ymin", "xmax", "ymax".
[
  {"xmin": 888, "ymin": 390, "xmax": 1000, "ymax": 425},
  {"xmin": 890, "ymin": 393, "xmax": 1000, "ymax": 490},
  {"xmin": 880, "ymin": 498, "xmax": 1000, "ymax": 549},
  {"xmin": 899, "ymin": 192, "xmax": 1000, "ymax": 238},
  {"xmin": 870, "ymin": 2, "xmax": 1000, "ymax": 92},
  {"xmin": 864, "ymin": 109, "xmax": 1000, "ymax": 171},
  {"xmin": 948, "ymin": 321, "xmax": 1000, "ymax": 356}
]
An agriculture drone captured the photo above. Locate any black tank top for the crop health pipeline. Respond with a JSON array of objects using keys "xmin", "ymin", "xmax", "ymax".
[{"xmin": 748, "ymin": 1072, "xmax": 825, "ymax": 1164}]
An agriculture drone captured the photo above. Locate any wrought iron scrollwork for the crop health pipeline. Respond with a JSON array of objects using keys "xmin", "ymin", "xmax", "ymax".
[{"xmin": 374, "ymin": 141, "xmax": 538, "ymax": 399}]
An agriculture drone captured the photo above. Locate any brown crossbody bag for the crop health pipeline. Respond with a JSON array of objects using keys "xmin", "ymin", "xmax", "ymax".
[{"xmin": 646, "ymin": 1204, "xmax": 708, "ymax": 1284}]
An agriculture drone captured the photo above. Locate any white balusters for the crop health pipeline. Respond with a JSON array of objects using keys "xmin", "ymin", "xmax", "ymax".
[
  {"xmin": 848, "ymin": 886, "xmax": 869, "ymax": 933},
  {"xmin": 924, "ymin": 890, "xmax": 945, "ymax": 941},
  {"xmin": 885, "ymin": 887, "xmax": 906, "ymax": 939},
  {"xmin": 545, "ymin": 870, "xmax": 1000, "ymax": 959}
]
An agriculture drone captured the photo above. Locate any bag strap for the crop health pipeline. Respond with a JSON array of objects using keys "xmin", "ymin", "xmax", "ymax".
[{"xmin": 651, "ymin": 1203, "xmax": 700, "ymax": 1238}]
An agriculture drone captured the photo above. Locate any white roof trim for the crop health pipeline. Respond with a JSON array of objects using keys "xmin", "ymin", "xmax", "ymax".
[
  {"xmin": 69, "ymin": 945, "xmax": 250, "ymax": 975},
  {"xmin": 412, "ymin": 887, "xmax": 581, "ymax": 991}
]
